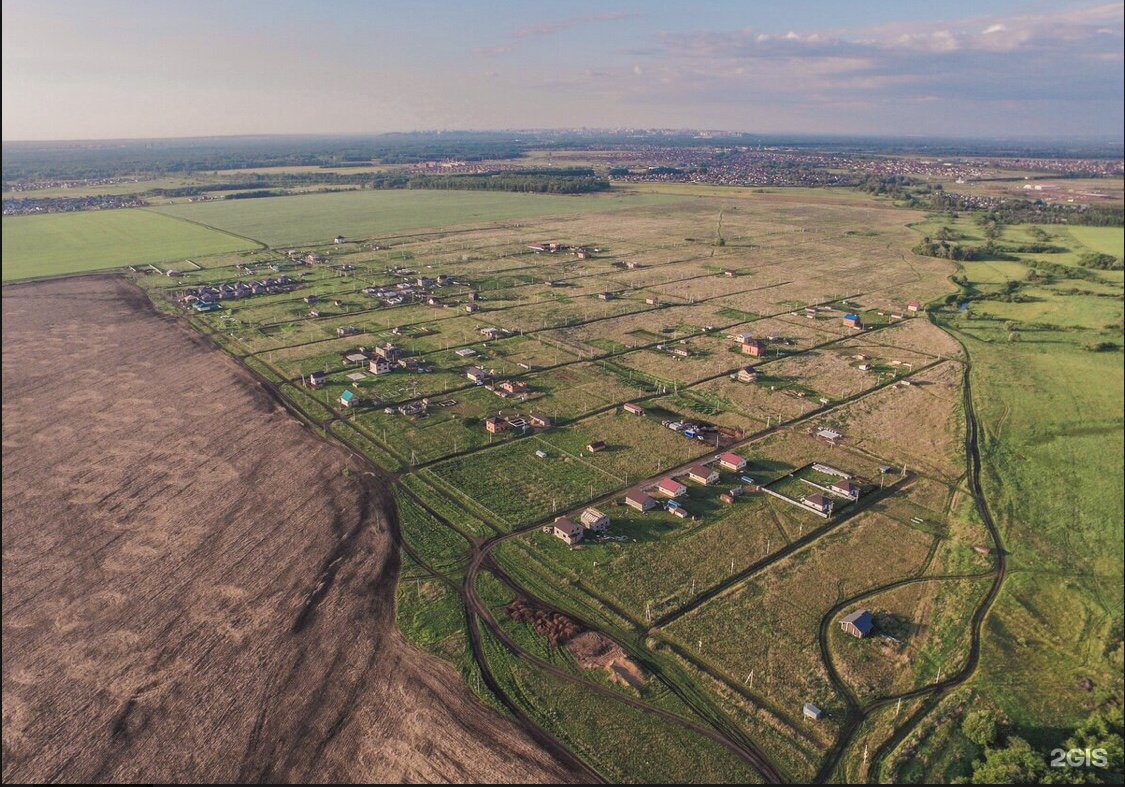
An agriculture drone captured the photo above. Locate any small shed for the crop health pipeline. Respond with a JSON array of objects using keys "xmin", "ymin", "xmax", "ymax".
[
  {"xmin": 309, "ymin": 371, "xmax": 326, "ymax": 388},
  {"xmin": 623, "ymin": 403, "xmax": 645, "ymax": 416},
  {"xmin": 339, "ymin": 390, "xmax": 356, "ymax": 408},
  {"xmin": 586, "ymin": 441, "xmax": 607, "ymax": 453},
  {"xmin": 840, "ymin": 610, "xmax": 874, "ymax": 639},
  {"xmin": 803, "ymin": 703, "xmax": 823, "ymax": 721}
]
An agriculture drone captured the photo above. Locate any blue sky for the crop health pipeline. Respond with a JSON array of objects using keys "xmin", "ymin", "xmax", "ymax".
[{"xmin": 3, "ymin": 1, "xmax": 1122, "ymax": 140}]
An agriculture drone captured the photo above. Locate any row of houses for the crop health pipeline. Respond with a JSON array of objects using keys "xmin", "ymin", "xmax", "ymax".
[{"xmin": 179, "ymin": 275, "xmax": 296, "ymax": 306}]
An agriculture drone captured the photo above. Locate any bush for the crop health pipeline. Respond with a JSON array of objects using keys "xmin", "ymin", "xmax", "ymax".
[{"xmin": 963, "ymin": 709, "xmax": 1000, "ymax": 747}]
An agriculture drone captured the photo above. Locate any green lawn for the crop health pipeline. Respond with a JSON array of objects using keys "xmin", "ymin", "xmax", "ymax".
[
  {"xmin": 153, "ymin": 189, "xmax": 682, "ymax": 247},
  {"xmin": 1, "ymin": 209, "xmax": 257, "ymax": 281}
]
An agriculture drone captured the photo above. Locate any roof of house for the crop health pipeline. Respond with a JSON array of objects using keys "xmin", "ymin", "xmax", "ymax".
[
  {"xmin": 625, "ymin": 491, "xmax": 654, "ymax": 504},
  {"xmin": 339, "ymin": 390, "xmax": 355, "ymax": 403},
  {"xmin": 720, "ymin": 452, "xmax": 745, "ymax": 466},
  {"xmin": 553, "ymin": 517, "xmax": 582, "ymax": 535},
  {"xmin": 844, "ymin": 313, "xmax": 859, "ymax": 321},
  {"xmin": 805, "ymin": 493, "xmax": 830, "ymax": 507},
  {"xmin": 658, "ymin": 478, "xmax": 686, "ymax": 493},
  {"xmin": 688, "ymin": 464, "xmax": 716, "ymax": 477},
  {"xmin": 841, "ymin": 610, "xmax": 874, "ymax": 634},
  {"xmin": 833, "ymin": 480, "xmax": 858, "ymax": 492}
]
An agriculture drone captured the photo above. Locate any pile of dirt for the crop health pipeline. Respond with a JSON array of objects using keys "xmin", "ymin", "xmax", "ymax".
[
  {"xmin": 566, "ymin": 631, "xmax": 647, "ymax": 690},
  {"xmin": 507, "ymin": 600, "xmax": 582, "ymax": 647}
]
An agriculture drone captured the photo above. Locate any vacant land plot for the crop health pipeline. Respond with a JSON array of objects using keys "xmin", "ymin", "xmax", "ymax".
[
  {"xmin": 424, "ymin": 438, "xmax": 618, "ymax": 528},
  {"xmin": 659, "ymin": 511, "xmax": 935, "ymax": 724},
  {"xmin": 154, "ymin": 189, "xmax": 682, "ymax": 247},
  {"xmin": 829, "ymin": 577, "xmax": 991, "ymax": 700},
  {"xmin": 828, "ymin": 361, "xmax": 964, "ymax": 480},
  {"xmin": 2, "ymin": 210, "xmax": 257, "ymax": 281},
  {"xmin": 1, "ymin": 277, "xmax": 582, "ymax": 784}
]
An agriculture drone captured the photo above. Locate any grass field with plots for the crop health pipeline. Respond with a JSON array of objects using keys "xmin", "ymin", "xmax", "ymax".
[{"xmin": 424, "ymin": 438, "xmax": 620, "ymax": 529}]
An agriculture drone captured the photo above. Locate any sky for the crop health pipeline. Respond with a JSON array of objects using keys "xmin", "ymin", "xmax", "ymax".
[{"xmin": 3, "ymin": 0, "xmax": 1122, "ymax": 141}]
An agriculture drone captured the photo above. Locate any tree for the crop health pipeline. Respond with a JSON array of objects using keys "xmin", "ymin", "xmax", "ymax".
[
  {"xmin": 964, "ymin": 709, "xmax": 1001, "ymax": 748},
  {"xmin": 969, "ymin": 737, "xmax": 1049, "ymax": 783}
]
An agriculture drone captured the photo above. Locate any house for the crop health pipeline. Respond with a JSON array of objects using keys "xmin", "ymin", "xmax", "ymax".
[
  {"xmin": 580, "ymin": 508, "xmax": 610, "ymax": 532},
  {"xmin": 375, "ymin": 343, "xmax": 400, "ymax": 361},
  {"xmin": 625, "ymin": 491, "xmax": 657, "ymax": 512},
  {"xmin": 736, "ymin": 366, "xmax": 758, "ymax": 383},
  {"xmin": 687, "ymin": 465, "xmax": 719, "ymax": 485},
  {"xmin": 529, "ymin": 413, "xmax": 552, "ymax": 428},
  {"xmin": 586, "ymin": 441, "xmax": 607, "ymax": 453},
  {"xmin": 192, "ymin": 301, "xmax": 220, "ymax": 313},
  {"xmin": 671, "ymin": 506, "xmax": 691, "ymax": 519},
  {"xmin": 623, "ymin": 403, "xmax": 645, "ymax": 416},
  {"xmin": 466, "ymin": 367, "xmax": 489, "ymax": 383},
  {"xmin": 535, "ymin": 450, "xmax": 548, "ymax": 459},
  {"xmin": 724, "ymin": 269, "xmax": 736, "ymax": 277},
  {"xmin": 719, "ymin": 452, "xmax": 747, "ymax": 472},
  {"xmin": 908, "ymin": 301, "xmax": 923, "ymax": 313},
  {"xmin": 598, "ymin": 291, "xmax": 615, "ymax": 301},
  {"xmin": 843, "ymin": 314, "xmax": 863, "ymax": 329},
  {"xmin": 741, "ymin": 340, "xmax": 766, "ymax": 357},
  {"xmin": 857, "ymin": 363, "xmax": 871, "ymax": 371},
  {"xmin": 840, "ymin": 610, "xmax": 874, "ymax": 639},
  {"xmin": 657, "ymin": 478, "xmax": 688, "ymax": 498},
  {"xmin": 498, "ymin": 380, "xmax": 529, "ymax": 395},
  {"xmin": 308, "ymin": 371, "xmax": 326, "ymax": 388},
  {"xmin": 339, "ymin": 390, "xmax": 356, "ymax": 408},
  {"xmin": 336, "ymin": 326, "xmax": 358, "ymax": 337},
  {"xmin": 803, "ymin": 703, "xmax": 823, "ymax": 721},
  {"xmin": 552, "ymin": 517, "xmax": 584, "ymax": 545},
  {"xmin": 645, "ymin": 296, "xmax": 659, "ymax": 305},
  {"xmin": 802, "ymin": 494, "xmax": 834, "ymax": 515},
  {"xmin": 831, "ymin": 480, "xmax": 860, "ymax": 501},
  {"xmin": 467, "ymin": 291, "xmax": 479, "ymax": 301},
  {"xmin": 625, "ymin": 261, "xmax": 642, "ymax": 270},
  {"xmin": 304, "ymin": 295, "xmax": 319, "ymax": 305},
  {"xmin": 484, "ymin": 416, "xmax": 509, "ymax": 434},
  {"xmin": 670, "ymin": 346, "xmax": 692, "ymax": 358},
  {"xmin": 465, "ymin": 303, "xmax": 480, "ymax": 313},
  {"xmin": 479, "ymin": 327, "xmax": 506, "ymax": 339},
  {"xmin": 368, "ymin": 357, "xmax": 393, "ymax": 375},
  {"xmin": 731, "ymin": 332, "xmax": 755, "ymax": 344},
  {"xmin": 334, "ymin": 235, "xmax": 345, "ymax": 244}
]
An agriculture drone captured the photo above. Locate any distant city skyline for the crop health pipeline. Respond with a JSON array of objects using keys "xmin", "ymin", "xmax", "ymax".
[{"xmin": 3, "ymin": 0, "xmax": 1122, "ymax": 142}]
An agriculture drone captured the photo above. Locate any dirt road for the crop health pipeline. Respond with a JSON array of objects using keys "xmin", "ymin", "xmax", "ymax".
[{"xmin": 1, "ymin": 277, "xmax": 588, "ymax": 783}]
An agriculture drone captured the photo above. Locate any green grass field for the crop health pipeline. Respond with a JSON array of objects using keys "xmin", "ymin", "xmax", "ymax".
[
  {"xmin": 1, "ymin": 209, "xmax": 258, "ymax": 281},
  {"xmin": 152, "ymin": 188, "xmax": 682, "ymax": 247}
]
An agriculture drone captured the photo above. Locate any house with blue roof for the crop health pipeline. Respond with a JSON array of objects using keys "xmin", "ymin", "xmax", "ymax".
[{"xmin": 339, "ymin": 389, "xmax": 356, "ymax": 408}]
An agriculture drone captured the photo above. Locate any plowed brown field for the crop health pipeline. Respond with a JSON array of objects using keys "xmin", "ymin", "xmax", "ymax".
[{"xmin": 1, "ymin": 277, "xmax": 586, "ymax": 784}]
